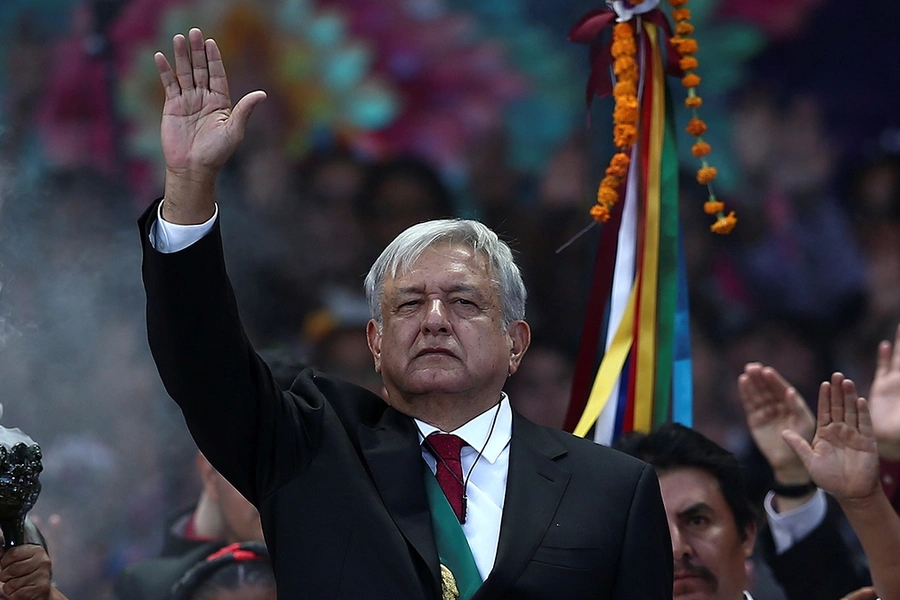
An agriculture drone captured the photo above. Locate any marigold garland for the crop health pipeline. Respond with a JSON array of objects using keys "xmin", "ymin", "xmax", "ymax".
[
  {"xmin": 667, "ymin": 0, "xmax": 736, "ymax": 233},
  {"xmin": 591, "ymin": 21, "xmax": 641, "ymax": 223}
]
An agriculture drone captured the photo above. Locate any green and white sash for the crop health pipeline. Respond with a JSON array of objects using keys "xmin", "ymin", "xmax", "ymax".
[{"xmin": 423, "ymin": 464, "xmax": 483, "ymax": 600}]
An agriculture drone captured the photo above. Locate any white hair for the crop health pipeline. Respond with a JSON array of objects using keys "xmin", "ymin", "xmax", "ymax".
[{"xmin": 364, "ymin": 219, "xmax": 526, "ymax": 328}]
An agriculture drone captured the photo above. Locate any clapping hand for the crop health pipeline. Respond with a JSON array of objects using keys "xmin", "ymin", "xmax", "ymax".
[{"xmin": 782, "ymin": 373, "xmax": 880, "ymax": 505}]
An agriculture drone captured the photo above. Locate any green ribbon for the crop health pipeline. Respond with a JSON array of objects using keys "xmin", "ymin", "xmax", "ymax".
[
  {"xmin": 423, "ymin": 464, "xmax": 483, "ymax": 599},
  {"xmin": 653, "ymin": 81, "xmax": 681, "ymax": 427}
]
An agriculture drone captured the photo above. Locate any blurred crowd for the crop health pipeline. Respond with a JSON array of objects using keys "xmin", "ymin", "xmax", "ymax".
[{"xmin": 0, "ymin": 3, "xmax": 898, "ymax": 600}]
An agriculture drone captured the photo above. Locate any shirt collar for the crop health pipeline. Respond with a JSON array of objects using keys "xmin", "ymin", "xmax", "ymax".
[{"xmin": 415, "ymin": 393, "xmax": 512, "ymax": 465}]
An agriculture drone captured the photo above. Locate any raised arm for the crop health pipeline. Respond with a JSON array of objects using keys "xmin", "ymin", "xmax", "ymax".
[
  {"xmin": 870, "ymin": 324, "xmax": 900, "ymax": 461},
  {"xmin": 738, "ymin": 362, "xmax": 817, "ymax": 511},
  {"xmin": 155, "ymin": 27, "xmax": 266, "ymax": 224},
  {"xmin": 784, "ymin": 373, "xmax": 900, "ymax": 600}
]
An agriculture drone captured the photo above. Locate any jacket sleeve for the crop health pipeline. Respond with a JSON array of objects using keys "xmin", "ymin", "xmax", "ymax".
[
  {"xmin": 760, "ymin": 500, "xmax": 871, "ymax": 600},
  {"xmin": 611, "ymin": 463, "xmax": 674, "ymax": 599},
  {"xmin": 139, "ymin": 199, "xmax": 323, "ymax": 506}
]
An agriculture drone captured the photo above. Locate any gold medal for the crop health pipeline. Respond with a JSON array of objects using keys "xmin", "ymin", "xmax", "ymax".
[{"xmin": 440, "ymin": 564, "xmax": 459, "ymax": 600}]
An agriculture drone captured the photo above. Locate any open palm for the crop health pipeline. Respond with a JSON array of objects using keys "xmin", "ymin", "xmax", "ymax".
[
  {"xmin": 783, "ymin": 373, "xmax": 879, "ymax": 502},
  {"xmin": 739, "ymin": 363, "xmax": 815, "ymax": 478},
  {"xmin": 155, "ymin": 28, "xmax": 265, "ymax": 174}
]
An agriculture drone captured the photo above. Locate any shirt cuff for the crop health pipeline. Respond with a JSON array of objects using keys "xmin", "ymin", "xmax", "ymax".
[
  {"xmin": 149, "ymin": 201, "xmax": 218, "ymax": 253},
  {"xmin": 764, "ymin": 488, "xmax": 826, "ymax": 555}
]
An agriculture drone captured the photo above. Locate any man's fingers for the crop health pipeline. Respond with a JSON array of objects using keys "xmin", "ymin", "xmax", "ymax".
[
  {"xmin": 817, "ymin": 381, "xmax": 832, "ymax": 427},
  {"xmin": 189, "ymin": 28, "xmax": 209, "ymax": 90},
  {"xmin": 206, "ymin": 38, "xmax": 230, "ymax": 98},
  {"xmin": 842, "ymin": 379, "xmax": 858, "ymax": 429},
  {"xmin": 840, "ymin": 586, "xmax": 878, "ymax": 600},
  {"xmin": 857, "ymin": 397, "xmax": 875, "ymax": 439},
  {"xmin": 172, "ymin": 33, "xmax": 194, "ymax": 91},
  {"xmin": 230, "ymin": 90, "xmax": 268, "ymax": 137},
  {"xmin": 830, "ymin": 373, "xmax": 845, "ymax": 424},
  {"xmin": 155, "ymin": 52, "xmax": 181, "ymax": 100},
  {"xmin": 782, "ymin": 430, "xmax": 814, "ymax": 466},
  {"xmin": 892, "ymin": 323, "xmax": 900, "ymax": 372}
]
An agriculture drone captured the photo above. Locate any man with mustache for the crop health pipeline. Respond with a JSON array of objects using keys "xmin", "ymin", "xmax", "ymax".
[{"xmin": 617, "ymin": 424, "xmax": 758, "ymax": 600}]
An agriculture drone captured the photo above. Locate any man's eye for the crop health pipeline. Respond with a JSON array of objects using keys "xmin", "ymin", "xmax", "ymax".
[
  {"xmin": 688, "ymin": 516, "xmax": 709, "ymax": 527},
  {"xmin": 452, "ymin": 298, "xmax": 474, "ymax": 305}
]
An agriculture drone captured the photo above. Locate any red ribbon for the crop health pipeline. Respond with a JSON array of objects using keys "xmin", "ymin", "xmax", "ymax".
[{"xmin": 567, "ymin": 8, "xmax": 682, "ymax": 108}]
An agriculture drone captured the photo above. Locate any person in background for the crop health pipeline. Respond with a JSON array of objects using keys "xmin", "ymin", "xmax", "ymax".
[
  {"xmin": 616, "ymin": 423, "xmax": 758, "ymax": 600},
  {"xmin": 784, "ymin": 373, "xmax": 900, "ymax": 600},
  {"xmin": 170, "ymin": 542, "xmax": 275, "ymax": 600},
  {"xmin": 108, "ymin": 454, "xmax": 263, "ymax": 600},
  {"xmin": 738, "ymin": 364, "xmax": 871, "ymax": 599}
]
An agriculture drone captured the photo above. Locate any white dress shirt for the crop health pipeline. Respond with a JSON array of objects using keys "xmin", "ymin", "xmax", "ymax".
[{"xmin": 416, "ymin": 395, "xmax": 511, "ymax": 580}]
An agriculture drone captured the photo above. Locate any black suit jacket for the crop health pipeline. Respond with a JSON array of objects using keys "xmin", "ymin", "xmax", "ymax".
[{"xmin": 139, "ymin": 202, "xmax": 673, "ymax": 599}]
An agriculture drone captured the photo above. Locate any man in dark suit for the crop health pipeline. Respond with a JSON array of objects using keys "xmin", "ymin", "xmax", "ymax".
[{"xmin": 141, "ymin": 27, "xmax": 672, "ymax": 599}]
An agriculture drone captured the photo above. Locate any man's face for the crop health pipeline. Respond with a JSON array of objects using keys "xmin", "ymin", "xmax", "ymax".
[
  {"xmin": 658, "ymin": 467, "xmax": 756, "ymax": 600},
  {"xmin": 367, "ymin": 243, "xmax": 529, "ymax": 409}
]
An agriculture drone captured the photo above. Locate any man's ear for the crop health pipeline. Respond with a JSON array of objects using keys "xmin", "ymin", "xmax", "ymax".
[
  {"xmin": 741, "ymin": 520, "xmax": 758, "ymax": 558},
  {"xmin": 506, "ymin": 320, "xmax": 531, "ymax": 376},
  {"xmin": 366, "ymin": 319, "xmax": 383, "ymax": 374},
  {"xmin": 196, "ymin": 452, "xmax": 220, "ymax": 501}
]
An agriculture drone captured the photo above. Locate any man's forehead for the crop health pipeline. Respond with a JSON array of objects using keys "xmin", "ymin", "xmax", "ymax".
[
  {"xmin": 659, "ymin": 467, "xmax": 730, "ymax": 512},
  {"xmin": 388, "ymin": 244, "xmax": 494, "ymax": 284}
]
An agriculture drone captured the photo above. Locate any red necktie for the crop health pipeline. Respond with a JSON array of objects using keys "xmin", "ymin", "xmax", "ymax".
[{"xmin": 426, "ymin": 433, "xmax": 467, "ymax": 523}]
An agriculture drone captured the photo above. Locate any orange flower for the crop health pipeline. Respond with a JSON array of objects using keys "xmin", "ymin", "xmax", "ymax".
[
  {"xmin": 691, "ymin": 141, "xmax": 711, "ymax": 157},
  {"xmin": 672, "ymin": 9, "xmax": 691, "ymax": 21},
  {"xmin": 703, "ymin": 201, "xmax": 724, "ymax": 214},
  {"xmin": 606, "ymin": 153, "xmax": 631, "ymax": 178},
  {"xmin": 614, "ymin": 56, "xmax": 637, "ymax": 76},
  {"xmin": 614, "ymin": 80, "xmax": 637, "ymax": 98},
  {"xmin": 686, "ymin": 118, "xmax": 707, "ymax": 136},
  {"xmin": 697, "ymin": 167, "xmax": 718, "ymax": 185},
  {"xmin": 682, "ymin": 73, "xmax": 701, "ymax": 87},
  {"xmin": 610, "ymin": 152, "xmax": 631, "ymax": 169},
  {"xmin": 600, "ymin": 174, "xmax": 620, "ymax": 190},
  {"xmin": 685, "ymin": 96, "xmax": 703, "ymax": 109},
  {"xmin": 680, "ymin": 56, "xmax": 699, "ymax": 71},
  {"xmin": 674, "ymin": 38, "xmax": 699, "ymax": 55},
  {"xmin": 614, "ymin": 123, "xmax": 639, "ymax": 148},
  {"xmin": 599, "ymin": 184, "xmax": 621, "ymax": 206},
  {"xmin": 676, "ymin": 22, "xmax": 695, "ymax": 35},
  {"xmin": 614, "ymin": 99, "xmax": 639, "ymax": 125},
  {"xmin": 710, "ymin": 211, "xmax": 737, "ymax": 234},
  {"xmin": 590, "ymin": 205, "xmax": 611, "ymax": 222}
]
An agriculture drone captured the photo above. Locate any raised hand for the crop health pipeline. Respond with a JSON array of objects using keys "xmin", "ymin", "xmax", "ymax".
[
  {"xmin": 782, "ymin": 373, "xmax": 880, "ymax": 504},
  {"xmin": 155, "ymin": 28, "xmax": 266, "ymax": 223},
  {"xmin": 738, "ymin": 363, "xmax": 815, "ymax": 484},
  {"xmin": 869, "ymin": 323, "xmax": 900, "ymax": 460}
]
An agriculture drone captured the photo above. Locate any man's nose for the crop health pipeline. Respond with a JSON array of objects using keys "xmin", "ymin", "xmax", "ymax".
[
  {"xmin": 422, "ymin": 298, "xmax": 450, "ymax": 333},
  {"xmin": 670, "ymin": 524, "xmax": 693, "ymax": 559}
]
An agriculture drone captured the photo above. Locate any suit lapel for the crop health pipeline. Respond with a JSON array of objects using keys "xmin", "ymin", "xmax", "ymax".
[
  {"xmin": 475, "ymin": 413, "xmax": 570, "ymax": 598},
  {"xmin": 358, "ymin": 408, "xmax": 440, "ymax": 592}
]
